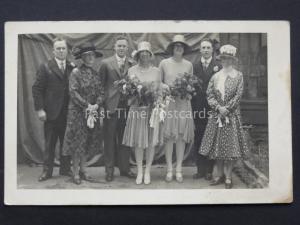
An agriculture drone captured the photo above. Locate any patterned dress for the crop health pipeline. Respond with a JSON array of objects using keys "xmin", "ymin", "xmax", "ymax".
[
  {"xmin": 199, "ymin": 68, "xmax": 249, "ymax": 160},
  {"xmin": 122, "ymin": 65, "xmax": 162, "ymax": 149},
  {"xmin": 63, "ymin": 64, "xmax": 104, "ymax": 157},
  {"xmin": 159, "ymin": 57, "xmax": 195, "ymax": 143}
]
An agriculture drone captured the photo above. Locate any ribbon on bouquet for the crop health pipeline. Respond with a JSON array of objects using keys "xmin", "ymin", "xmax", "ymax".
[
  {"xmin": 216, "ymin": 115, "xmax": 230, "ymax": 128},
  {"xmin": 149, "ymin": 105, "xmax": 165, "ymax": 147},
  {"xmin": 85, "ymin": 108, "xmax": 99, "ymax": 129},
  {"xmin": 149, "ymin": 96, "xmax": 174, "ymax": 128}
]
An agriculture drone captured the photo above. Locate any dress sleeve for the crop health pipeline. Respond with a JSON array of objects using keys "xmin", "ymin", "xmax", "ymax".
[
  {"xmin": 206, "ymin": 75, "xmax": 221, "ymax": 111},
  {"xmin": 225, "ymin": 73, "xmax": 244, "ymax": 112},
  {"xmin": 69, "ymin": 68, "xmax": 89, "ymax": 108},
  {"xmin": 158, "ymin": 61, "xmax": 165, "ymax": 83},
  {"xmin": 189, "ymin": 61, "xmax": 193, "ymax": 74},
  {"xmin": 96, "ymin": 72, "xmax": 105, "ymax": 106}
]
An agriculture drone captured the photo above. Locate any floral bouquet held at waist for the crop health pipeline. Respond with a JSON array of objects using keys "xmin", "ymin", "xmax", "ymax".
[
  {"xmin": 114, "ymin": 75, "xmax": 157, "ymax": 107},
  {"xmin": 169, "ymin": 72, "xmax": 202, "ymax": 100}
]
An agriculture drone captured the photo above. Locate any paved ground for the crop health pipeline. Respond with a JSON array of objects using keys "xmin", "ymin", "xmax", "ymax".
[{"xmin": 17, "ymin": 164, "xmax": 247, "ymax": 189}]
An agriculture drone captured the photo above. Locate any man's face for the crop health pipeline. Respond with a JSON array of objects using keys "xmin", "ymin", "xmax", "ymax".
[
  {"xmin": 53, "ymin": 40, "xmax": 68, "ymax": 60},
  {"xmin": 114, "ymin": 39, "xmax": 128, "ymax": 58},
  {"xmin": 200, "ymin": 41, "xmax": 213, "ymax": 59}
]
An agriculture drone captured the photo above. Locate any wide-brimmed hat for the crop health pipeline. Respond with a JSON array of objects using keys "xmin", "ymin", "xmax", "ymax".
[
  {"xmin": 133, "ymin": 41, "xmax": 153, "ymax": 61},
  {"xmin": 217, "ymin": 44, "xmax": 238, "ymax": 61},
  {"xmin": 166, "ymin": 34, "xmax": 191, "ymax": 55},
  {"xmin": 73, "ymin": 42, "xmax": 103, "ymax": 59}
]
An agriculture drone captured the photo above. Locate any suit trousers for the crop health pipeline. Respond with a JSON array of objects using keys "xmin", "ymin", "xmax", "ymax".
[
  {"xmin": 43, "ymin": 110, "xmax": 71, "ymax": 175},
  {"xmin": 194, "ymin": 115, "xmax": 214, "ymax": 175},
  {"xmin": 103, "ymin": 107, "xmax": 131, "ymax": 175}
]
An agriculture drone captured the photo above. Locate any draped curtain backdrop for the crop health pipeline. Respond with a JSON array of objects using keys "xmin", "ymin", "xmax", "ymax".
[{"xmin": 18, "ymin": 33, "xmax": 267, "ymax": 166}]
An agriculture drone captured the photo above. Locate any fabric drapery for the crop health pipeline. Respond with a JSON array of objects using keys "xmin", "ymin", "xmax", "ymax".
[{"xmin": 18, "ymin": 33, "xmax": 265, "ymax": 165}]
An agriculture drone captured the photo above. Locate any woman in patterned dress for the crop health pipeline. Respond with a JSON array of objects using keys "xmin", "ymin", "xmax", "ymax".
[
  {"xmin": 159, "ymin": 35, "xmax": 195, "ymax": 183},
  {"xmin": 63, "ymin": 43, "xmax": 104, "ymax": 185},
  {"xmin": 122, "ymin": 42, "xmax": 162, "ymax": 185},
  {"xmin": 199, "ymin": 44, "xmax": 249, "ymax": 189}
]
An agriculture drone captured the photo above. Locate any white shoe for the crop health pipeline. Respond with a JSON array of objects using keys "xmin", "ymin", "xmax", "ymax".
[
  {"xmin": 144, "ymin": 172, "xmax": 151, "ymax": 185},
  {"xmin": 176, "ymin": 172, "xmax": 183, "ymax": 183},
  {"xmin": 165, "ymin": 171, "xmax": 173, "ymax": 182},
  {"xmin": 136, "ymin": 174, "xmax": 143, "ymax": 185}
]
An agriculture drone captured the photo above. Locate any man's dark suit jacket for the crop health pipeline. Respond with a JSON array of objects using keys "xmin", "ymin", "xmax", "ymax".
[
  {"xmin": 192, "ymin": 58, "xmax": 221, "ymax": 114},
  {"xmin": 32, "ymin": 58, "xmax": 75, "ymax": 120},
  {"xmin": 99, "ymin": 55, "xmax": 134, "ymax": 113}
]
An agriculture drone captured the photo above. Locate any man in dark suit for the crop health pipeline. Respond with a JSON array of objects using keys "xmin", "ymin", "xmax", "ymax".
[
  {"xmin": 32, "ymin": 38, "xmax": 75, "ymax": 181},
  {"xmin": 99, "ymin": 35, "xmax": 135, "ymax": 182},
  {"xmin": 192, "ymin": 38, "xmax": 221, "ymax": 180}
]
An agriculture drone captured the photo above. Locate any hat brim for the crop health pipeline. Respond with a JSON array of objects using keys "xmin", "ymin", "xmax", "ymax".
[
  {"xmin": 133, "ymin": 49, "xmax": 153, "ymax": 61},
  {"xmin": 217, "ymin": 54, "xmax": 238, "ymax": 61},
  {"xmin": 75, "ymin": 50, "xmax": 103, "ymax": 59},
  {"xmin": 166, "ymin": 41, "xmax": 191, "ymax": 55}
]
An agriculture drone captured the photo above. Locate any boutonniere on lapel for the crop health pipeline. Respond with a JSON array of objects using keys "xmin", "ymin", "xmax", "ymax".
[
  {"xmin": 70, "ymin": 62, "xmax": 76, "ymax": 68},
  {"xmin": 213, "ymin": 66, "xmax": 220, "ymax": 72},
  {"xmin": 128, "ymin": 57, "xmax": 135, "ymax": 65}
]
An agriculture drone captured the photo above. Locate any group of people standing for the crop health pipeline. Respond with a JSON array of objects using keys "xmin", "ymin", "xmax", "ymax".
[{"xmin": 32, "ymin": 34, "xmax": 249, "ymax": 189}]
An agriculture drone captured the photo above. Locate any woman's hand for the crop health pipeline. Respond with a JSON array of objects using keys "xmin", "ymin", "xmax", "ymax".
[
  {"xmin": 218, "ymin": 106, "xmax": 229, "ymax": 117},
  {"xmin": 88, "ymin": 104, "xmax": 99, "ymax": 111}
]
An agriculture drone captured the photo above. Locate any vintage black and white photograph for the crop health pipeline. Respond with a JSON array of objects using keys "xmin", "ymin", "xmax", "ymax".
[{"xmin": 5, "ymin": 21, "xmax": 292, "ymax": 205}]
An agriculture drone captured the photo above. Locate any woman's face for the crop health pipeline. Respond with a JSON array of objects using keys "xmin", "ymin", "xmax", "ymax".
[
  {"xmin": 81, "ymin": 51, "xmax": 96, "ymax": 67},
  {"xmin": 221, "ymin": 57, "xmax": 233, "ymax": 68},
  {"xmin": 173, "ymin": 43, "xmax": 184, "ymax": 57},
  {"xmin": 138, "ymin": 50, "xmax": 151, "ymax": 64}
]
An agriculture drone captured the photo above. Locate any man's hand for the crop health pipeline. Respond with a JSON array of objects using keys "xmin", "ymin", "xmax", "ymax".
[{"xmin": 37, "ymin": 109, "xmax": 47, "ymax": 121}]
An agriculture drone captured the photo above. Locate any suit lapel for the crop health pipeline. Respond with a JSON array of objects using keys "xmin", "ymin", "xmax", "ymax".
[
  {"xmin": 122, "ymin": 58, "xmax": 130, "ymax": 77},
  {"xmin": 110, "ymin": 56, "xmax": 122, "ymax": 79},
  {"xmin": 49, "ymin": 58, "xmax": 64, "ymax": 80},
  {"xmin": 206, "ymin": 59, "xmax": 215, "ymax": 75},
  {"xmin": 65, "ymin": 61, "xmax": 74, "ymax": 78}
]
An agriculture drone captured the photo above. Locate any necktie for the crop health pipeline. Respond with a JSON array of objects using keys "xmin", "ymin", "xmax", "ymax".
[
  {"xmin": 205, "ymin": 61, "xmax": 208, "ymax": 69},
  {"xmin": 119, "ymin": 61, "xmax": 125, "ymax": 74},
  {"xmin": 60, "ymin": 61, "xmax": 65, "ymax": 73}
]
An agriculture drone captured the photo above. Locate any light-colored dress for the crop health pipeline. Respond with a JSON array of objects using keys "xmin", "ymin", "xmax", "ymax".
[
  {"xmin": 159, "ymin": 57, "xmax": 195, "ymax": 143},
  {"xmin": 199, "ymin": 68, "xmax": 249, "ymax": 160},
  {"xmin": 122, "ymin": 65, "xmax": 162, "ymax": 149}
]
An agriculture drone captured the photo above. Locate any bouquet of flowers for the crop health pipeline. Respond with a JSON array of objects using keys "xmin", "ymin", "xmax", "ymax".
[
  {"xmin": 85, "ymin": 106, "xmax": 99, "ymax": 129},
  {"xmin": 169, "ymin": 72, "xmax": 202, "ymax": 100},
  {"xmin": 114, "ymin": 75, "xmax": 157, "ymax": 107}
]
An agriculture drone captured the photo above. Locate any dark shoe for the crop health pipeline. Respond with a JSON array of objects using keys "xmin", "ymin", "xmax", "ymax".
[
  {"xmin": 73, "ymin": 175, "xmax": 81, "ymax": 185},
  {"xmin": 59, "ymin": 170, "xmax": 73, "ymax": 177},
  {"xmin": 205, "ymin": 173, "xmax": 213, "ymax": 181},
  {"xmin": 79, "ymin": 171, "xmax": 93, "ymax": 181},
  {"xmin": 193, "ymin": 173, "xmax": 205, "ymax": 179},
  {"xmin": 120, "ymin": 171, "xmax": 136, "ymax": 179},
  {"xmin": 210, "ymin": 176, "xmax": 225, "ymax": 186},
  {"xmin": 105, "ymin": 173, "xmax": 114, "ymax": 182},
  {"xmin": 38, "ymin": 172, "xmax": 52, "ymax": 182},
  {"xmin": 225, "ymin": 179, "xmax": 233, "ymax": 189}
]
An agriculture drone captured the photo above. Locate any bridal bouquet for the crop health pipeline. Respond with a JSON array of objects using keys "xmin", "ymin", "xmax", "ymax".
[
  {"xmin": 114, "ymin": 75, "xmax": 156, "ymax": 107},
  {"xmin": 150, "ymin": 83, "xmax": 174, "ymax": 126},
  {"xmin": 169, "ymin": 72, "xmax": 202, "ymax": 100}
]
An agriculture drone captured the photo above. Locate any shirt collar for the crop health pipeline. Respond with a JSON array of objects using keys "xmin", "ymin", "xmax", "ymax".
[
  {"xmin": 54, "ymin": 57, "xmax": 66, "ymax": 67},
  {"xmin": 115, "ymin": 54, "xmax": 126, "ymax": 63},
  {"xmin": 201, "ymin": 56, "xmax": 212, "ymax": 64}
]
